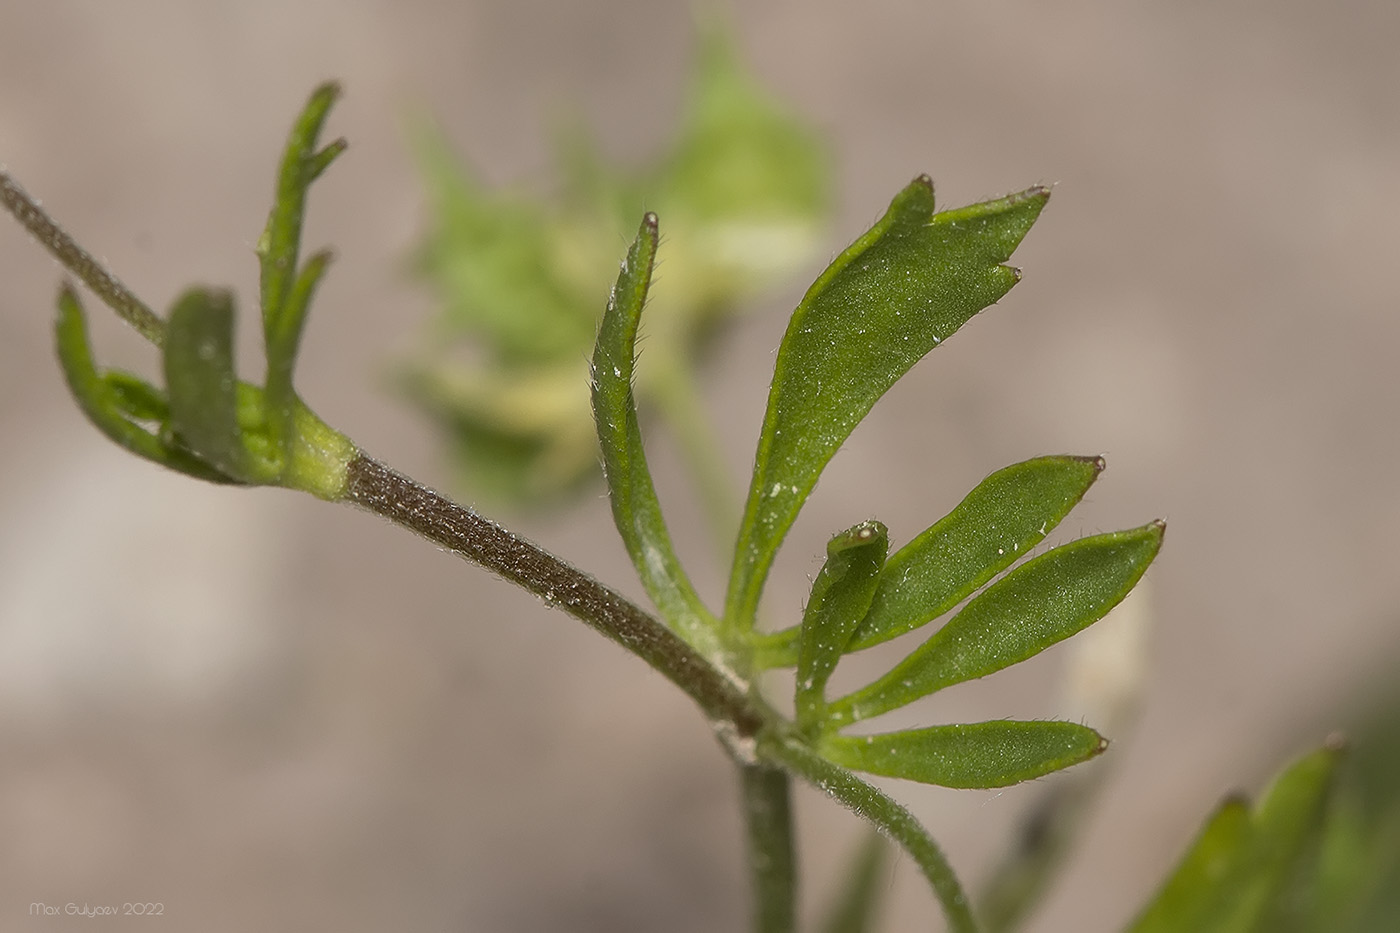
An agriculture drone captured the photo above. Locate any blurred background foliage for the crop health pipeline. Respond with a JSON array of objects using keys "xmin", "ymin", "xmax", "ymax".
[{"xmin": 400, "ymin": 19, "xmax": 828, "ymax": 506}]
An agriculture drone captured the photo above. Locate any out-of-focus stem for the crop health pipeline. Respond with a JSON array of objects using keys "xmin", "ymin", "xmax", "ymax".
[{"xmin": 1, "ymin": 171, "xmax": 167, "ymax": 347}]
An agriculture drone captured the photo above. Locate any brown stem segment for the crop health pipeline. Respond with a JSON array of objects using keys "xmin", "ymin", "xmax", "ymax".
[
  {"xmin": 1, "ymin": 171, "xmax": 167, "ymax": 347},
  {"xmin": 343, "ymin": 453, "xmax": 763, "ymax": 735}
]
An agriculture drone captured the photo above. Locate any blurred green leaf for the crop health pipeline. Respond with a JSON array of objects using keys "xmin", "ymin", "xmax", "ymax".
[
  {"xmin": 830, "ymin": 521, "xmax": 1162, "ymax": 725},
  {"xmin": 266, "ymin": 247, "xmax": 332, "ymax": 413},
  {"xmin": 1303, "ymin": 691, "xmax": 1400, "ymax": 932},
  {"xmin": 55, "ymin": 285, "xmax": 236, "ymax": 484},
  {"xmin": 255, "ymin": 81, "xmax": 345, "ymax": 467},
  {"xmin": 724, "ymin": 179, "xmax": 1049, "ymax": 632},
  {"xmin": 409, "ymin": 123, "xmax": 601, "ymax": 363},
  {"xmin": 755, "ymin": 455, "xmax": 1104, "ymax": 667},
  {"xmin": 820, "ymin": 721, "xmax": 1106, "ymax": 789},
  {"xmin": 657, "ymin": 17, "xmax": 826, "ymax": 288},
  {"xmin": 103, "ymin": 369, "xmax": 169, "ymax": 423},
  {"xmin": 797, "ymin": 520, "xmax": 888, "ymax": 731},
  {"xmin": 404, "ymin": 21, "xmax": 829, "ymax": 507},
  {"xmin": 819, "ymin": 832, "xmax": 890, "ymax": 933},
  {"xmin": 163, "ymin": 287, "xmax": 253, "ymax": 481},
  {"xmin": 591, "ymin": 214, "xmax": 718, "ymax": 649},
  {"xmin": 1129, "ymin": 744, "xmax": 1343, "ymax": 933}
]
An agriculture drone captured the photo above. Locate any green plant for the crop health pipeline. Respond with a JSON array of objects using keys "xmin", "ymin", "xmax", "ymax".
[{"xmin": 1, "ymin": 64, "xmax": 1362, "ymax": 932}]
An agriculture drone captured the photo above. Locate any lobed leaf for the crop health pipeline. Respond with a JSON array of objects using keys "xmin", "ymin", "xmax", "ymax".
[
  {"xmin": 754, "ymin": 455, "xmax": 1103, "ymax": 667},
  {"xmin": 163, "ymin": 288, "xmax": 251, "ymax": 481},
  {"xmin": 830, "ymin": 522, "xmax": 1163, "ymax": 726},
  {"xmin": 1128, "ymin": 743, "xmax": 1343, "ymax": 933},
  {"xmin": 258, "ymin": 80, "xmax": 343, "ymax": 347},
  {"xmin": 591, "ymin": 214, "xmax": 718, "ymax": 649},
  {"xmin": 796, "ymin": 520, "xmax": 888, "ymax": 731},
  {"xmin": 820, "ymin": 721, "xmax": 1106, "ymax": 789},
  {"xmin": 724, "ymin": 179, "xmax": 1049, "ymax": 632}
]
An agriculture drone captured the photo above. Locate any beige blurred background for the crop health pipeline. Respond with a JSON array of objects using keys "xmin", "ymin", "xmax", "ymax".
[{"xmin": 2, "ymin": 2, "xmax": 1397, "ymax": 930}]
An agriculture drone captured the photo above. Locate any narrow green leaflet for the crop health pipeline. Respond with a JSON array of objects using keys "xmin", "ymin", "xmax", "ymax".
[
  {"xmin": 852, "ymin": 455, "xmax": 1103, "ymax": 650},
  {"xmin": 796, "ymin": 520, "xmax": 888, "ymax": 731},
  {"xmin": 265, "ymin": 248, "xmax": 332, "ymax": 422},
  {"xmin": 754, "ymin": 455, "xmax": 1103, "ymax": 667},
  {"xmin": 820, "ymin": 721, "xmax": 1106, "ymax": 789},
  {"xmin": 54, "ymin": 286, "xmax": 234, "ymax": 484},
  {"xmin": 725, "ymin": 179, "xmax": 1049, "ymax": 632},
  {"xmin": 1128, "ymin": 743, "xmax": 1343, "ymax": 933},
  {"xmin": 830, "ymin": 522, "xmax": 1163, "ymax": 726},
  {"xmin": 591, "ymin": 214, "xmax": 718, "ymax": 649},
  {"xmin": 164, "ymin": 288, "xmax": 252, "ymax": 481}
]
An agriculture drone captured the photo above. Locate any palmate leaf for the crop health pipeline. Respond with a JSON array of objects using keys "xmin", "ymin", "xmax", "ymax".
[
  {"xmin": 724, "ymin": 178, "xmax": 1049, "ymax": 632},
  {"xmin": 820, "ymin": 721, "xmax": 1107, "ymax": 789},
  {"xmin": 829, "ymin": 522, "xmax": 1163, "ymax": 726},
  {"xmin": 796, "ymin": 520, "xmax": 887, "ymax": 730},
  {"xmin": 755, "ymin": 455, "xmax": 1104, "ymax": 667},
  {"xmin": 1128, "ymin": 743, "xmax": 1343, "ymax": 933}
]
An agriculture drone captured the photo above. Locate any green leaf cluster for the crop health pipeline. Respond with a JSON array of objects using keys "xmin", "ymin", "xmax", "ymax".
[
  {"xmin": 402, "ymin": 21, "xmax": 828, "ymax": 504},
  {"xmin": 54, "ymin": 83, "xmax": 356, "ymax": 500},
  {"xmin": 593, "ymin": 167, "xmax": 1163, "ymax": 802}
]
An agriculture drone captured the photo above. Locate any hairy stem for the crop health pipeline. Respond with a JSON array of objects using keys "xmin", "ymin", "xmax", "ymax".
[
  {"xmin": 766, "ymin": 735, "xmax": 979, "ymax": 933},
  {"xmin": 342, "ymin": 453, "xmax": 763, "ymax": 735},
  {"xmin": 1, "ymin": 171, "xmax": 167, "ymax": 346},
  {"xmin": 741, "ymin": 763, "xmax": 797, "ymax": 933}
]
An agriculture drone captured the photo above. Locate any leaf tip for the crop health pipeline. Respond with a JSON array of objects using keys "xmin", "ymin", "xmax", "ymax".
[
  {"xmin": 1074, "ymin": 453, "xmax": 1107, "ymax": 473},
  {"xmin": 642, "ymin": 211, "xmax": 659, "ymax": 230},
  {"xmin": 313, "ymin": 79, "xmax": 343, "ymax": 102}
]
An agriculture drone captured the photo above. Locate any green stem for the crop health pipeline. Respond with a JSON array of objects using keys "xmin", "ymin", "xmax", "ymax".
[
  {"xmin": 765, "ymin": 734, "xmax": 979, "ymax": 933},
  {"xmin": 1, "ymin": 171, "xmax": 167, "ymax": 347},
  {"xmin": 741, "ymin": 762, "xmax": 797, "ymax": 933}
]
